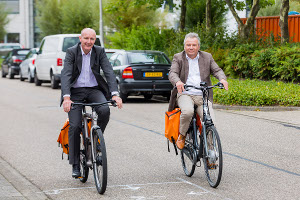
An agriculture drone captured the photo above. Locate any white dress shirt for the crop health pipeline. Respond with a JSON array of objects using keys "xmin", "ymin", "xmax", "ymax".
[{"xmin": 182, "ymin": 53, "xmax": 202, "ymax": 96}]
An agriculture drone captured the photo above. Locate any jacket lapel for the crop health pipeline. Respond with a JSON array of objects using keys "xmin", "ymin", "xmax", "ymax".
[
  {"xmin": 182, "ymin": 51, "xmax": 189, "ymax": 83},
  {"xmin": 77, "ymin": 44, "xmax": 82, "ymax": 72},
  {"xmin": 90, "ymin": 47, "xmax": 96, "ymax": 71},
  {"xmin": 198, "ymin": 51, "xmax": 205, "ymax": 81}
]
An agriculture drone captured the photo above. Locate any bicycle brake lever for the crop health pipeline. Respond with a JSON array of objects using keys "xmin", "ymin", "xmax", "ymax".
[{"xmin": 111, "ymin": 100, "xmax": 117, "ymax": 107}]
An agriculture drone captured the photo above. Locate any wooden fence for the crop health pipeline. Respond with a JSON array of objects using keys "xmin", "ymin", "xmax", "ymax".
[{"xmin": 241, "ymin": 15, "xmax": 300, "ymax": 42}]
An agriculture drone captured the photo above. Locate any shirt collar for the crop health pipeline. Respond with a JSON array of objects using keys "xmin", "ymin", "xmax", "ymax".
[
  {"xmin": 80, "ymin": 45, "xmax": 92, "ymax": 56},
  {"xmin": 186, "ymin": 52, "xmax": 199, "ymax": 61}
]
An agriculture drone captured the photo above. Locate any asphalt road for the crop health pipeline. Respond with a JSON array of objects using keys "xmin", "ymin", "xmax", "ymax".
[{"xmin": 0, "ymin": 76, "xmax": 299, "ymax": 200}]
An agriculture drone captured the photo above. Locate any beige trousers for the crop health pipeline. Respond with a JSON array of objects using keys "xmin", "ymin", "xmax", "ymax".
[{"xmin": 177, "ymin": 94, "xmax": 216, "ymax": 136}]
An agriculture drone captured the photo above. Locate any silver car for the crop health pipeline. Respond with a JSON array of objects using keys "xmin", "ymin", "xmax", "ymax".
[
  {"xmin": 0, "ymin": 43, "xmax": 23, "ymax": 56},
  {"xmin": 19, "ymin": 48, "xmax": 39, "ymax": 82}
]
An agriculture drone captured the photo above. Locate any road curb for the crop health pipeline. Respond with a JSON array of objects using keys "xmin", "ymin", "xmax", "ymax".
[
  {"xmin": 213, "ymin": 104, "xmax": 300, "ymax": 111},
  {"xmin": 0, "ymin": 156, "xmax": 50, "ymax": 200}
]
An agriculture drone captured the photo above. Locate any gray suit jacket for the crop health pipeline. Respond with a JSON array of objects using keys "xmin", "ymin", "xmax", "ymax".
[
  {"xmin": 60, "ymin": 43, "xmax": 118, "ymax": 105},
  {"xmin": 168, "ymin": 50, "xmax": 226, "ymax": 111}
]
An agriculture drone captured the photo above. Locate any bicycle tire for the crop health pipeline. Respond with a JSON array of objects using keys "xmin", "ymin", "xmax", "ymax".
[
  {"xmin": 180, "ymin": 130, "xmax": 196, "ymax": 177},
  {"xmin": 92, "ymin": 128, "xmax": 107, "ymax": 194},
  {"xmin": 79, "ymin": 133, "xmax": 89, "ymax": 183},
  {"xmin": 202, "ymin": 126, "xmax": 223, "ymax": 188}
]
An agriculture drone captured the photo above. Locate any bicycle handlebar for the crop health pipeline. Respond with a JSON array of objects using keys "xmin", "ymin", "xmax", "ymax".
[
  {"xmin": 184, "ymin": 82, "xmax": 224, "ymax": 91},
  {"xmin": 72, "ymin": 100, "xmax": 117, "ymax": 107}
]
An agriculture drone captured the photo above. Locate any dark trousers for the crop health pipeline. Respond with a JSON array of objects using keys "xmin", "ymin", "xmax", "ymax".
[{"xmin": 68, "ymin": 87, "xmax": 110, "ymax": 165}]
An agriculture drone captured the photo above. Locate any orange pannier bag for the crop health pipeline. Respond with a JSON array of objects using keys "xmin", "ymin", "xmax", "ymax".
[
  {"xmin": 164, "ymin": 108, "xmax": 203, "ymax": 155},
  {"xmin": 57, "ymin": 118, "xmax": 91, "ymax": 159},
  {"xmin": 165, "ymin": 108, "xmax": 181, "ymax": 144}
]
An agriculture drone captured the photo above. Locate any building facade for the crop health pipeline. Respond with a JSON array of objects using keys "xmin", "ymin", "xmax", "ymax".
[{"xmin": 1, "ymin": 0, "xmax": 36, "ymax": 48}]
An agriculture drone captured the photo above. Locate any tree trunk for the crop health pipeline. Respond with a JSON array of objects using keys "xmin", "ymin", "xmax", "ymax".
[
  {"xmin": 279, "ymin": 0, "xmax": 289, "ymax": 44},
  {"xmin": 180, "ymin": 0, "xmax": 187, "ymax": 31},
  {"xmin": 225, "ymin": 0, "xmax": 260, "ymax": 40},
  {"xmin": 206, "ymin": 0, "xmax": 211, "ymax": 31}
]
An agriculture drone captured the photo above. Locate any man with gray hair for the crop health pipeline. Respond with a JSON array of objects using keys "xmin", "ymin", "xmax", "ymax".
[
  {"xmin": 168, "ymin": 32, "xmax": 228, "ymax": 149},
  {"xmin": 61, "ymin": 28, "xmax": 122, "ymax": 178}
]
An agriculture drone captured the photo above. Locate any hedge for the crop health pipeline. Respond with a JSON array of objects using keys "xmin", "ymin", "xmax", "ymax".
[{"xmin": 212, "ymin": 77, "xmax": 300, "ymax": 107}]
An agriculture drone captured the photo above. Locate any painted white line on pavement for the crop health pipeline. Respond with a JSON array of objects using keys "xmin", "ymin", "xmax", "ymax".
[
  {"xmin": 177, "ymin": 177, "xmax": 234, "ymax": 200},
  {"xmin": 39, "ymin": 181, "xmax": 183, "ymax": 195}
]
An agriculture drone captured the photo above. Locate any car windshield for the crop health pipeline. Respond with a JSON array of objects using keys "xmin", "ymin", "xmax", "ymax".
[
  {"xmin": 0, "ymin": 45, "xmax": 21, "ymax": 49},
  {"xmin": 16, "ymin": 50, "xmax": 30, "ymax": 55},
  {"xmin": 128, "ymin": 52, "xmax": 170, "ymax": 64},
  {"xmin": 62, "ymin": 37, "xmax": 101, "ymax": 52}
]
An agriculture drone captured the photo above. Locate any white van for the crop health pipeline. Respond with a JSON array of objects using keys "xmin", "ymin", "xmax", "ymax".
[{"xmin": 34, "ymin": 34, "xmax": 102, "ymax": 89}]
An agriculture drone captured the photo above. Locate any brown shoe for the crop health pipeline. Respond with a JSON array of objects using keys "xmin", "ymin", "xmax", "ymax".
[{"xmin": 176, "ymin": 134, "xmax": 186, "ymax": 150}]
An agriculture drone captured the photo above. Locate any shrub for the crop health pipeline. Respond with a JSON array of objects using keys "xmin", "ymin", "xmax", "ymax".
[{"xmin": 212, "ymin": 78, "xmax": 300, "ymax": 107}]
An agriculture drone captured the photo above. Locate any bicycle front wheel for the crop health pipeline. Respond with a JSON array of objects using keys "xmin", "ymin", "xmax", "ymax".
[
  {"xmin": 79, "ymin": 133, "xmax": 89, "ymax": 183},
  {"xmin": 92, "ymin": 128, "xmax": 107, "ymax": 194},
  {"xmin": 180, "ymin": 131, "xmax": 196, "ymax": 177},
  {"xmin": 202, "ymin": 126, "xmax": 223, "ymax": 188}
]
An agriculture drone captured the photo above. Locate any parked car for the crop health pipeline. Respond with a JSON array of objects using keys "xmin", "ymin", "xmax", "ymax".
[
  {"xmin": 19, "ymin": 48, "xmax": 39, "ymax": 82},
  {"xmin": 105, "ymin": 49, "xmax": 121, "ymax": 59},
  {"xmin": 34, "ymin": 34, "xmax": 102, "ymax": 89},
  {"xmin": 1, "ymin": 48, "xmax": 30, "ymax": 79},
  {"xmin": 0, "ymin": 43, "xmax": 23, "ymax": 56},
  {"xmin": 108, "ymin": 50, "xmax": 173, "ymax": 102}
]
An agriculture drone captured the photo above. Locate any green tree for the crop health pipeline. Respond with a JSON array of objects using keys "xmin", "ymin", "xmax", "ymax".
[
  {"xmin": 36, "ymin": 0, "xmax": 64, "ymax": 38},
  {"xmin": 225, "ymin": 0, "xmax": 274, "ymax": 40},
  {"xmin": 185, "ymin": 0, "xmax": 227, "ymax": 30},
  {"xmin": 61, "ymin": 0, "xmax": 99, "ymax": 34},
  {"xmin": 279, "ymin": 0, "xmax": 289, "ymax": 44},
  {"xmin": 103, "ymin": 0, "xmax": 165, "ymax": 31},
  {"xmin": 257, "ymin": 0, "xmax": 280, "ymax": 16},
  {"xmin": 0, "ymin": 3, "xmax": 9, "ymax": 40},
  {"xmin": 36, "ymin": 0, "xmax": 100, "ymax": 38}
]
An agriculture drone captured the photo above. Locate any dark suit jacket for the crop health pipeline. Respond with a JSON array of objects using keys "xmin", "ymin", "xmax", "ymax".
[
  {"xmin": 60, "ymin": 43, "xmax": 118, "ymax": 105},
  {"xmin": 168, "ymin": 50, "xmax": 226, "ymax": 111}
]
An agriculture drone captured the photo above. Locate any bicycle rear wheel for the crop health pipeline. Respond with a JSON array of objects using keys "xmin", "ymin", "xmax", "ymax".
[
  {"xmin": 180, "ymin": 130, "xmax": 196, "ymax": 177},
  {"xmin": 92, "ymin": 128, "xmax": 107, "ymax": 194},
  {"xmin": 202, "ymin": 126, "xmax": 223, "ymax": 188},
  {"xmin": 79, "ymin": 133, "xmax": 89, "ymax": 183}
]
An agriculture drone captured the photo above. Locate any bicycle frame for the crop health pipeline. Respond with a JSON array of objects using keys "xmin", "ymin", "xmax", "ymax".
[
  {"xmin": 185, "ymin": 82, "xmax": 222, "ymax": 163},
  {"xmin": 81, "ymin": 107, "xmax": 100, "ymax": 166}
]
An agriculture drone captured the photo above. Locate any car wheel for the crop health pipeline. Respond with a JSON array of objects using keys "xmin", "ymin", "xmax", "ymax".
[
  {"xmin": 34, "ymin": 73, "xmax": 42, "ymax": 86},
  {"xmin": 28, "ymin": 71, "xmax": 34, "ymax": 83},
  {"xmin": 51, "ymin": 74, "xmax": 59, "ymax": 89},
  {"xmin": 144, "ymin": 94, "xmax": 153, "ymax": 100},
  {"xmin": 1, "ymin": 68, "xmax": 6, "ymax": 78},
  {"xmin": 20, "ymin": 71, "xmax": 25, "ymax": 81},
  {"xmin": 118, "ymin": 84, "xmax": 127, "ymax": 103},
  {"xmin": 8, "ymin": 68, "xmax": 14, "ymax": 79}
]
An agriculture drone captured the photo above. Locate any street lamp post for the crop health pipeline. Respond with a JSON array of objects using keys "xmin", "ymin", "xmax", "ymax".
[{"xmin": 99, "ymin": 0, "xmax": 104, "ymax": 46}]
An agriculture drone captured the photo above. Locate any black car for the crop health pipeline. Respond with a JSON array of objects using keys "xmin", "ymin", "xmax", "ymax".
[
  {"xmin": 109, "ymin": 50, "xmax": 173, "ymax": 102},
  {"xmin": 1, "ymin": 48, "xmax": 30, "ymax": 79}
]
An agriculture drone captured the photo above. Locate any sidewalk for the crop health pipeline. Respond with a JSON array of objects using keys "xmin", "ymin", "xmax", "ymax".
[{"xmin": 0, "ymin": 157, "xmax": 49, "ymax": 200}]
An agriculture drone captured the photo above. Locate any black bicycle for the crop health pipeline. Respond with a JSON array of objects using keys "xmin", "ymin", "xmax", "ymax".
[
  {"xmin": 180, "ymin": 82, "xmax": 224, "ymax": 188},
  {"xmin": 72, "ymin": 100, "xmax": 116, "ymax": 194}
]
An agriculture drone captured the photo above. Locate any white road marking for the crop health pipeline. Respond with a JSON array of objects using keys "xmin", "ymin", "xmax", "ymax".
[
  {"xmin": 177, "ymin": 177, "xmax": 233, "ymax": 200},
  {"xmin": 187, "ymin": 191, "xmax": 209, "ymax": 195}
]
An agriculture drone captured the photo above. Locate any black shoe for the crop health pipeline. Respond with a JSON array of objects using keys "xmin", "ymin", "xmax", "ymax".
[{"xmin": 72, "ymin": 164, "xmax": 80, "ymax": 178}]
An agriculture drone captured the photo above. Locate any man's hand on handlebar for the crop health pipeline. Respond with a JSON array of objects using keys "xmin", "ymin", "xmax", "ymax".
[
  {"xmin": 176, "ymin": 81, "xmax": 185, "ymax": 94},
  {"xmin": 112, "ymin": 95, "xmax": 123, "ymax": 109},
  {"xmin": 220, "ymin": 79, "xmax": 229, "ymax": 90},
  {"xmin": 63, "ymin": 96, "xmax": 73, "ymax": 113}
]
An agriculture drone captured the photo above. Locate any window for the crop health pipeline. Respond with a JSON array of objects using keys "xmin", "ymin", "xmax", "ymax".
[
  {"xmin": 0, "ymin": 0, "xmax": 19, "ymax": 14},
  {"xmin": 7, "ymin": 33, "xmax": 19, "ymax": 43},
  {"xmin": 128, "ymin": 52, "xmax": 170, "ymax": 64},
  {"xmin": 43, "ymin": 37, "xmax": 59, "ymax": 53}
]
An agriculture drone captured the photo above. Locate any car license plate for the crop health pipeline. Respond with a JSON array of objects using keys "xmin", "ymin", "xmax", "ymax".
[{"xmin": 144, "ymin": 72, "xmax": 162, "ymax": 77}]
